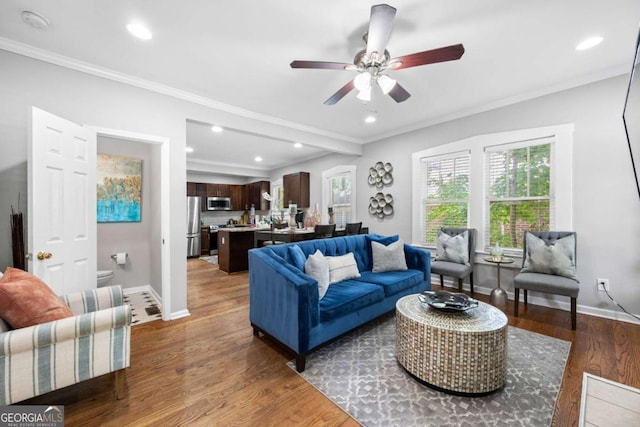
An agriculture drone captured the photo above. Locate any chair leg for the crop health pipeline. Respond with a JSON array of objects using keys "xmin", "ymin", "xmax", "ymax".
[
  {"xmin": 514, "ymin": 288, "xmax": 520, "ymax": 317},
  {"xmin": 571, "ymin": 297, "xmax": 577, "ymax": 330},
  {"xmin": 469, "ymin": 273, "xmax": 474, "ymax": 295},
  {"xmin": 115, "ymin": 369, "xmax": 126, "ymax": 399},
  {"xmin": 458, "ymin": 278, "xmax": 463, "ymax": 291},
  {"xmin": 439, "ymin": 275, "xmax": 444, "ymax": 287},
  {"xmin": 524, "ymin": 289, "xmax": 528, "ymax": 305}
]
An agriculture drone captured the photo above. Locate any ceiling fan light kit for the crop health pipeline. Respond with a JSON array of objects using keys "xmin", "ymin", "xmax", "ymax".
[{"xmin": 290, "ymin": 3, "xmax": 465, "ymax": 106}]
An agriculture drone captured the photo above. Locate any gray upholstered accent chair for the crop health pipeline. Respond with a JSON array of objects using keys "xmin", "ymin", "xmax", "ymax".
[
  {"xmin": 431, "ymin": 228, "xmax": 476, "ymax": 294},
  {"xmin": 514, "ymin": 231, "xmax": 579, "ymax": 330}
]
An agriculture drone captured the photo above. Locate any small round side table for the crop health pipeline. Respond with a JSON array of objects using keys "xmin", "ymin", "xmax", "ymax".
[{"xmin": 484, "ymin": 257, "xmax": 515, "ymax": 306}]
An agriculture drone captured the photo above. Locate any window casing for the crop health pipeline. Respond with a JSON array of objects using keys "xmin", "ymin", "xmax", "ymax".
[{"xmin": 411, "ymin": 124, "xmax": 573, "ymax": 254}]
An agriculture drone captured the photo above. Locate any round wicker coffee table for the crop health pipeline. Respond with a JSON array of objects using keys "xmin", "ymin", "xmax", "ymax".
[{"xmin": 396, "ymin": 294, "xmax": 508, "ymax": 395}]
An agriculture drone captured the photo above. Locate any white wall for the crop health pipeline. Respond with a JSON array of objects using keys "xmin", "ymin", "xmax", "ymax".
[
  {"xmin": 272, "ymin": 75, "xmax": 640, "ymax": 322},
  {"xmin": 97, "ymin": 136, "xmax": 157, "ymax": 291}
]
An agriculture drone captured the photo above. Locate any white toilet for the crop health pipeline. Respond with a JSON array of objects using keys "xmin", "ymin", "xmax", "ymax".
[{"xmin": 97, "ymin": 270, "xmax": 114, "ymax": 287}]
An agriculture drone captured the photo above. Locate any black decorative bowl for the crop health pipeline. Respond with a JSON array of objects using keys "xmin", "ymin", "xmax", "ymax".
[{"xmin": 418, "ymin": 291, "xmax": 479, "ymax": 312}]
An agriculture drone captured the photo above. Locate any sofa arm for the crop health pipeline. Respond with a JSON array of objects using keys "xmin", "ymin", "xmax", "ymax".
[
  {"xmin": 249, "ymin": 249, "xmax": 318, "ymax": 354},
  {"xmin": 404, "ymin": 244, "xmax": 432, "ymax": 282},
  {"xmin": 0, "ymin": 304, "xmax": 131, "ymax": 356},
  {"xmin": 62, "ymin": 285, "xmax": 124, "ymax": 315}
]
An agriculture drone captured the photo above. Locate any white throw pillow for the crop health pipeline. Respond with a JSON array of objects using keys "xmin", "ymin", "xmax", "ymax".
[
  {"xmin": 304, "ymin": 249, "xmax": 330, "ymax": 299},
  {"xmin": 371, "ymin": 239, "xmax": 408, "ymax": 272},
  {"xmin": 435, "ymin": 230, "xmax": 470, "ymax": 266},
  {"xmin": 326, "ymin": 253, "xmax": 361, "ymax": 285}
]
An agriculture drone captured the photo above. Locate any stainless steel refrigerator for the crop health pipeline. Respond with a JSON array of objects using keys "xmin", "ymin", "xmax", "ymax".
[{"xmin": 187, "ymin": 196, "xmax": 201, "ymax": 257}]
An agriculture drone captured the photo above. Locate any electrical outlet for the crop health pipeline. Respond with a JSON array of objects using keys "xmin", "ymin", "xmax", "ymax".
[{"xmin": 597, "ymin": 278, "xmax": 610, "ymax": 292}]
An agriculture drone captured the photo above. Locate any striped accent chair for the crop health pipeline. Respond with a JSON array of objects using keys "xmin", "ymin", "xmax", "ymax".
[{"xmin": 0, "ymin": 285, "xmax": 131, "ymax": 405}]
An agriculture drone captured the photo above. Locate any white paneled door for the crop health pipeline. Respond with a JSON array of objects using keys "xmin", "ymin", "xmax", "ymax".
[{"xmin": 28, "ymin": 107, "xmax": 96, "ymax": 295}]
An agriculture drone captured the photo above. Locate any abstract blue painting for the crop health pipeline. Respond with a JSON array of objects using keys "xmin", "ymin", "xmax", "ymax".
[{"xmin": 97, "ymin": 154, "xmax": 142, "ymax": 222}]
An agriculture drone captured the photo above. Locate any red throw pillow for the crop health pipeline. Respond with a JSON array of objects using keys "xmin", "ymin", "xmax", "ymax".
[{"xmin": 0, "ymin": 267, "xmax": 73, "ymax": 328}]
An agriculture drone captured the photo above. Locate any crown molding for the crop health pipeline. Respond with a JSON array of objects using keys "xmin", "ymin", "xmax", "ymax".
[
  {"xmin": 0, "ymin": 37, "xmax": 362, "ymax": 145},
  {"xmin": 364, "ymin": 63, "xmax": 631, "ymax": 143}
]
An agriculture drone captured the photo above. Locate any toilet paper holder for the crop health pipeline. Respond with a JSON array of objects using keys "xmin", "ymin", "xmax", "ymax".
[{"xmin": 110, "ymin": 253, "xmax": 128, "ymax": 263}]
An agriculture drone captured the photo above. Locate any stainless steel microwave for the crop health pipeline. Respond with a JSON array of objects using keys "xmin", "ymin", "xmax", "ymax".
[{"xmin": 207, "ymin": 196, "xmax": 232, "ymax": 211}]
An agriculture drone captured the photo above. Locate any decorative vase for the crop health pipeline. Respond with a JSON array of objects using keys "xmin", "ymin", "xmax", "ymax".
[{"xmin": 490, "ymin": 243, "xmax": 504, "ymax": 262}]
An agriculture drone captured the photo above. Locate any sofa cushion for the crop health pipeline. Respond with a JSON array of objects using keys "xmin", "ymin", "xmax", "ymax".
[
  {"xmin": 304, "ymin": 249, "xmax": 330, "ymax": 299},
  {"xmin": 0, "ymin": 267, "xmax": 73, "ymax": 328},
  {"xmin": 319, "ymin": 280, "xmax": 385, "ymax": 322},
  {"xmin": 371, "ymin": 239, "xmax": 408, "ymax": 272},
  {"xmin": 356, "ymin": 270, "xmax": 424, "ymax": 297},
  {"xmin": 326, "ymin": 253, "xmax": 361, "ymax": 284},
  {"xmin": 288, "ymin": 245, "xmax": 306, "ymax": 271}
]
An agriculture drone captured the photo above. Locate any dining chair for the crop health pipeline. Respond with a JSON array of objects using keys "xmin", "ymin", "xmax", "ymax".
[
  {"xmin": 314, "ymin": 224, "xmax": 336, "ymax": 238},
  {"xmin": 344, "ymin": 222, "xmax": 362, "ymax": 235}
]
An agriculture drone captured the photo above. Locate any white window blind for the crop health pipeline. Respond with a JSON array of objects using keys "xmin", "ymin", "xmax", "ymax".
[
  {"xmin": 485, "ymin": 137, "xmax": 554, "ymax": 249},
  {"xmin": 329, "ymin": 173, "xmax": 352, "ymax": 227},
  {"xmin": 420, "ymin": 151, "xmax": 470, "ymax": 245}
]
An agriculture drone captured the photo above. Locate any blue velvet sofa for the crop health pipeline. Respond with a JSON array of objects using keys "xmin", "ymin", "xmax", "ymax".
[{"xmin": 248, "ymin": 234, "xmax": 431, "ymax": 371}]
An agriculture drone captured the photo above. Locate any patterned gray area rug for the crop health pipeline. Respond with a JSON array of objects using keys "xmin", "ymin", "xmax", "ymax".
[{"xmin": 288, "ymin": 315, "xmax": 571, "ymax": 427}]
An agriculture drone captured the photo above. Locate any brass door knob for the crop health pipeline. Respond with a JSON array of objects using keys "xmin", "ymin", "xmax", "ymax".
[{"xmin": 36, "ymin": 251, "xmax": 52, "ymax": 260}]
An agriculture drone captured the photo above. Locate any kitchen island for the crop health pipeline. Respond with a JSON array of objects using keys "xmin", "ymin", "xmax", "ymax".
[{"xmin": 218, "ymin": 227, "xmax": 255, "ymax": 273}]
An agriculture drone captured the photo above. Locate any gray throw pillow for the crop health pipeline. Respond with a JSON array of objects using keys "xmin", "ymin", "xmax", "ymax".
[
  {"xmin": 435, "ymin": 230, "xmax": 470, "ymax": 266},
  {"xmin": 522, "ymin": 233, "xmax": 578, "ymax": 282},
  {"xmin": 326, "ymin": 253, "xmax": 361, "ymax": 284},
  {"xmin": 371, "ymin": 239, "xmax": 408, "ymax": 272}
]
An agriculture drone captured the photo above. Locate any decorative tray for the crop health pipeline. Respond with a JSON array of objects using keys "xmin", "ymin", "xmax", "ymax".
[{"xmin": 418, "ymin": 291, "xmax": 479, "ymax": 312}]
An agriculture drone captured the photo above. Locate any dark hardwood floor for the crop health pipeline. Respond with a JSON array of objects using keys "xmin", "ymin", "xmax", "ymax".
[{"xmin": 25, "ymin": 258, "xmax": 640, "ymax": 426}]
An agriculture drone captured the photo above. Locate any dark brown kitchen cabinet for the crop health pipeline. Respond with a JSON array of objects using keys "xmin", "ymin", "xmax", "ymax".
[
  {"xmin": 229, "ymin": 185, "xmax": 246, "ymax": 210},
  {"xmin": 196, "ymin": 183, "xmax": 207, "ymax": 211},
  {"xmin": 201, "ymin": 227, "xmax": 210, "ymax": 255},
  {"xmin": 246, "ymin": 181, "xmax": 270, "ymax": 210},
  {"xmin": 186, "ymin": 182, "xmax": 197, "ymax": 196},
  {"xmin": 283, "ymin": 172, "xmax": 310, "ymax": 208},
  {"xmin": 207, "ymin": 183, "xmax": 230, "ymax": 197}
]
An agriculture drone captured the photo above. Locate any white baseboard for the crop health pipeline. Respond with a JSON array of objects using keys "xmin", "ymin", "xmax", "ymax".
[
  {"xmin": 433, "ymin": 278, "xmax": 640, "ymax": 326},
  {"xmin": 168, "ymin": 310, "xmax": 191, "ymax": 320}
]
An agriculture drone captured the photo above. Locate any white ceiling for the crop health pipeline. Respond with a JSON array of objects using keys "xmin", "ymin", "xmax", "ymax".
[{"xmin": 1, "ymin": 1, "xmax": 639, "ymax": 175}]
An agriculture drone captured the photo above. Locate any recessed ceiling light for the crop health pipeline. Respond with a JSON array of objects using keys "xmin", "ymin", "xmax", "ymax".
[
  {"xmin": 211, "ymin": 125, "xmax": 224, "ymax": 133},
  {"xmin": 364, "ymin": 115, "xmax": 377, "ymax": 124},
  {"xmin": 21, "ymin": 10, "xmax": 49, "ymax": 30},
  {"xmin": 127, "ymin": 23, "xmax": 152, "ymax": 40},
  {"xmin": 294, "ymin": 142, "xmax": 303, "ymax": 148},
  {"xmin": 255, "ymin": 156, "xmax": 263, "ymax": 162},
  {"xmin": 576, "ymin": 36, "xmax": 603, "ymax": 51},
  {"xmin": 185, "ymin": 147, "xmax": 194, "ymax": 153}
]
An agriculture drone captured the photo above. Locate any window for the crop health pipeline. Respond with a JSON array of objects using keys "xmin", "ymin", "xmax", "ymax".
[
  {"xmin": 270, "ymin": 180, "xmax": 284, "ymax": 211},
  {"xmin": 486, "ymin": 139, "xmax": 552, "ymax": 249},
  {"xmin": 420, "ymin": 151, "xmax": 470, "ymax": 245},
  {"xmin": 411, "ymin": 124, "xmax": 573, "ymax": 252},
  {"xmin": 322, "ymin": 165, "xmax": 356, "ymax": 228}
]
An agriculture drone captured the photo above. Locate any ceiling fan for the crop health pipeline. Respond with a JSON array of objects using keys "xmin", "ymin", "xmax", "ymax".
[{"xmin": 290, "ymin": 3, "xmax": 465, "ymax": 105}]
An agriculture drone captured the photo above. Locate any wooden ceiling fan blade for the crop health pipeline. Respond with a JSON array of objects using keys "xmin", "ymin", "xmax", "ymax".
[
  {"xmin": 391, "ymin": 44, "xmax": 465, "ymax": 70},
  {"xmin": 290, "ymin": 60, "xmax": 353, "ymax": 70},
  {"xmin": 387, "ymin": 82, "xmax": 411, "ymax": 103},
  {"xmin": 324, "ymin": 80, "xmax": 355, "ymax": 105},
  {"xmin": 365, "ymin": 4, "xmax": 397, "ymax": 60}
]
